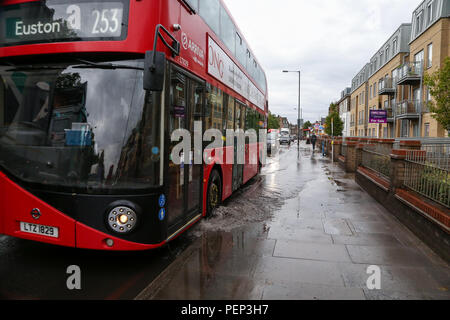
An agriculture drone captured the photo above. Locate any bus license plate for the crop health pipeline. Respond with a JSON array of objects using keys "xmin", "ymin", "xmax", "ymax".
[{"xmin": 20, "ymin": 222, "xmax": 59, "ymax": 238}]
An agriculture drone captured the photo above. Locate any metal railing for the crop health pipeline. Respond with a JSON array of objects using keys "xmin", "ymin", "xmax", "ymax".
[
  {"xmin": 378, "ymin": 77, "xmax": 395, "ymax": 92},
  {"xmin": 404, "ymin": 144, "xmax": 450, "ymax": 208},
  {"xmin": 361, "ymin": 143, "xmax": 392, "ymax": 179},
  {"xmin": 397, "ymin": 61, "xmax": 423, "ymax": 80},
  {"xmin": 396, "ymin": 100, "xmax": 421, "ymax": 116}
]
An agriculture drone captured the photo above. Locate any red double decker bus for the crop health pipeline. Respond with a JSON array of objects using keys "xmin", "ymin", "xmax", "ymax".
[{"xmin": 0, "ymin": 0, "xmax": 268, "ymax": 250}]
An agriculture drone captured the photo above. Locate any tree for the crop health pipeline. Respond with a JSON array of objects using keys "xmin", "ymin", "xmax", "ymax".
[
  {"xmin": 325, "ymin": 112, "xmax": 344, "ymax": 136},
  {"xmin": 303, "ymin": 120, "xmax": 312, "ymax": 130},
  {"xmin": 329, "ymin": 102, "xmax": 338, "ymax": 115},
  {"xmin": 423, "ymin": 56, "xmax": 450, "ymax": 135},
  {"xmin": 268, "ymin": 112, "xmax": 280, "ymax": 129}
]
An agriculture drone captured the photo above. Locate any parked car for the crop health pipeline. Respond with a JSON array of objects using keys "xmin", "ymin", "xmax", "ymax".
[{"xmin": 267, "ymin": 132, "xmax": 279, "ymax": 156}]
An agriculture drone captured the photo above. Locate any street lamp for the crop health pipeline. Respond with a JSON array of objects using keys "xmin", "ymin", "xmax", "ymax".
[{"xmin": 282, "ymin": 70, "xmax": 301, "ymax": 153}]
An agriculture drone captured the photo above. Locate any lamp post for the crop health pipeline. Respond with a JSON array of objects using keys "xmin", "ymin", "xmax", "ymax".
[{"xmin": 283, "ymin": 70, "xmax": 301, "ymax": 155}]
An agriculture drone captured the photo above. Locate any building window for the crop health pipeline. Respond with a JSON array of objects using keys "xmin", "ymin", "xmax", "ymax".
[
  {"xmin": 385, "ymin": 47, "xmax": 389, "ymax": 62},
  {"xmin": 416, "ymin": 10, "xmax": 423, "ymax": 35},
  {"xmin": 427, "ymin": 1, "xmax": 434, "ymax": 24},
  {"xmin": 392, "ymin": 69, "xmax": 398, "ymax": 84},
  {"xmin": 426, "ymin": 87, "xmax": 432, "ymax": 102},
  {"xmin": 415, "ymin": 50, "xmax": 424, "ymax": 70},
  {"xmin": 413, "ymin": 123, "xmax": 419, "ymax": 137},
  {"xmin": 393, "ymin": 38, "xmax": 398, "ymax": 54},
  {"xmin": 424, "ymin": 123, "xmax": 430, "ymax": 137},
  {"xmin": 427, "ymin": 43, "xmax": 433, "ymax": 68}
]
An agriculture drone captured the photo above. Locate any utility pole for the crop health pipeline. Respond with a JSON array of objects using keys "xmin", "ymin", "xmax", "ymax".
[{"xmin": 282, "ymin": 70, "xmax": 301, "ymax": 158}]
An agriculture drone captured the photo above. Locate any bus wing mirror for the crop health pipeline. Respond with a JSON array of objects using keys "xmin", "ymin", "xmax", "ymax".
[{"xmin": 144, "ymin": 51, "xmax": 166, "ymax": 91}]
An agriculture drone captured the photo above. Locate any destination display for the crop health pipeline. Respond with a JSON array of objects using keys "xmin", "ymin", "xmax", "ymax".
[{"xmin": 0, "ymin": 0, "xmax": 128, "ymax": 47}]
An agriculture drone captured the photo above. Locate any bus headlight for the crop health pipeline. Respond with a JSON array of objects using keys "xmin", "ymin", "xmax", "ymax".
[{"xmin": 107, "ymin": 206, "xmax": 138, "ymax": 234}]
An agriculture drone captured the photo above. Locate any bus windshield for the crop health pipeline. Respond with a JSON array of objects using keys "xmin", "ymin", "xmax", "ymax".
[{"xmin": 0, "ymin": 59, "xmax": 161, "ymax": 194}]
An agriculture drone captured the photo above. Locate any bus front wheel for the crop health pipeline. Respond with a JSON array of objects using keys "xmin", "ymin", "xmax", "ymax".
[{"xmin": 206, "ymin": 169, "xmax": 222, "ymax": 218}]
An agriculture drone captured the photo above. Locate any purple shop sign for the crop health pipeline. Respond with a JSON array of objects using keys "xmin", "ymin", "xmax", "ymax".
[
  {"xmin": 173, "ymin": 106, "xmax": 186, "ymax": 118},
  {"xmin": 369, "ymin": 110, "xmax": 387, "ymax": 124}
]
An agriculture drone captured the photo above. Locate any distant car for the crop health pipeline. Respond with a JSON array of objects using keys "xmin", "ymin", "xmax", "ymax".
[
  {"xmin": 267, "ymin": 132, "xmax": 279, "ymax": 156},
  {"xmin": 279, "ymin": 135, "xmax": 291, "ymax": 146},
  {"xmin": 279, "ymin": 131, "xmax": 291, "ymax": 146}
]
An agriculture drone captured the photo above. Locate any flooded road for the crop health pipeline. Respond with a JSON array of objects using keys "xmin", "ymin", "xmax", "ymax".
[
  {"xmin": 1, "ymin": 144, "xmax": 449, "ymax": 300},
  {"xmin": 138, "ymin": 143, "xmax": 450, "ymax": 300},
  {"xmin": 0, "ymin": 147, "xmax": 290, "ymax": 300}
]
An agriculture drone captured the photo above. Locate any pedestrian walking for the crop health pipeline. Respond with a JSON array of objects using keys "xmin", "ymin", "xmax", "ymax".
[
  {"xmin": 311, "ymin": 134, "xmax": 317, "ymax": 151},
  {"xmin": 322, "ymin": 139, "xmax": 326, "ymax": 156}
]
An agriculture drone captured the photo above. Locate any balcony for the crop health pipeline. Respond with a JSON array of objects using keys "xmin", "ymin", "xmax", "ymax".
[
  {"xmin": 378, "ymin": 77, "xmax": 396, "ymax": 95},
  {"xmin": 396, "ymin": 62, "xmax": 422, "ymax": 85},
  {"xmin": 386, "ymin": 108, "xmax": 394, "ymax": 122},
  {"xmin": 396, "ymin": 100, "xmax": 421, "ymax": 119}
]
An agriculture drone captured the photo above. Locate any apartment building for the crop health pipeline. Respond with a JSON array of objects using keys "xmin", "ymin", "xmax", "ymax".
[
  {"xmin": 395, "ymin": 0, "xmax": 449, "ymax": 138},
  {"xmin": 350, "ymin": 64, "xmax": 369, "ymax": 137},
  {"xmin": 337, "ymin": 87, "xmax": 351, "ymax": 136},
  {"xmin": 367, "ymin": 24, "xmax": 412, "ymax": 138},
  {"xmin": 342, "ymin": 0, "xmax": 449, "ymax": 138}
]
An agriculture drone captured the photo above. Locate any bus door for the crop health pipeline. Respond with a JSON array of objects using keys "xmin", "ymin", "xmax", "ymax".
[
  {"xmin": 167, "ymin": 68, "xmax": 204, "ymax": 233},
  {"xmin": 232, "ymin": 102, "xmax": 245, "ymax": 191}
]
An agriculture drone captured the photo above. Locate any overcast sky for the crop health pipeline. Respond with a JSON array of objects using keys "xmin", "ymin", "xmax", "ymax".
[{"xmin": 223, "ymin": 0, "xmax": 420, "ymax": 124}]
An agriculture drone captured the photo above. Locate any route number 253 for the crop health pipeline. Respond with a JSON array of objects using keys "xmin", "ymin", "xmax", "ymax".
[{"xmin": 92, "ymin": 9, "xmax": 121, "ymax": 34}]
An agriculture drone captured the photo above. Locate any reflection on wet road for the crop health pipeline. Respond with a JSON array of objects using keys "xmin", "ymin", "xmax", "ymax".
[
  {"xmin": 0, "ymin": 227, "xmax": 193, "ymax": 299},
  {"xmin": 1, "ymin": 144, "xmax": 449, "ymax": 300},
  {"xmin": 139, "ymin": 144, "xmax": 450, "ymax": 300}
]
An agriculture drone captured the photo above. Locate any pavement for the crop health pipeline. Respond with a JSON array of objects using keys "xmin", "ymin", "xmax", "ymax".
[{"xmin": 137, "ymin": 142, "xmax": 450, "ymax": 300}]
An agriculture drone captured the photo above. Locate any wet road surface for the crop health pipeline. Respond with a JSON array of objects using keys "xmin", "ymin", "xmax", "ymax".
[
  {"xmin": 138, "ymin": 143, "xmax": 450, "ymax": 300},
  {"xmin": 1, "ymin": 143, "xmax": 449, "ymax": 300},
  {"xmin": 0, "ymin": 225, "xmax": 193, "ymax": 299}
]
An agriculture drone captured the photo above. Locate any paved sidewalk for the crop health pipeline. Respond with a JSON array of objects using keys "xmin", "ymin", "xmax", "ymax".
[{"xmin": 137, "ymin": 143, "xmax": 450, "ymax": 300}]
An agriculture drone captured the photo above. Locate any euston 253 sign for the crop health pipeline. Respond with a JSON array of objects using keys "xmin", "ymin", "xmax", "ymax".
[{"xmin": 1, "ymin": 0, "xmax": 128, "ymax": 47}]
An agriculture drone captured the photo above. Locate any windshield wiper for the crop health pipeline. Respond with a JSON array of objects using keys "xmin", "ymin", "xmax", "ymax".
[
  {"xmin": 72, "ymin": 59, "xmax": 144, "ymax": 70},
  {"xmin": 5, "ymin": 65, "xmax": 65, "ymax": 71}
]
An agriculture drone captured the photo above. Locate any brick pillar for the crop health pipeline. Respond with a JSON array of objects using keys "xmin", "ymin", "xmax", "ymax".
[
  {"xmin": 344, "ymin": 142, "xmax": 358, "ymax": 172},
  {"xmin": 378, "ymin": 139, "xmax": 395, "ymax": 156},
  {"xmin": 332, "ymin": 140, "xmax": 341, "ymax": 162},
  {"xmin": 390, "ymin": 149, "xmax": 407, "ymax": 191}
]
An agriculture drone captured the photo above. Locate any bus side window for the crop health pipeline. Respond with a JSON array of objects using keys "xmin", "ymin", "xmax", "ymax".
[
  {"xmin": 226, "ymin": 95, "xmax": 235, "ymax": 130},
  {"xmin": 204, "ymin": 84, "xmax": 212, "ymax": 131},
  {"xmin": 0, "ymin": 78, "xmax": 4, "ymax": 126}
]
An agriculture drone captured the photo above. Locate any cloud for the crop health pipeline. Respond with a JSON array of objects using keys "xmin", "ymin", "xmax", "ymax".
[{"xmin": 223, "ymin": 0, "xmax": 419, "ymax": 124}]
